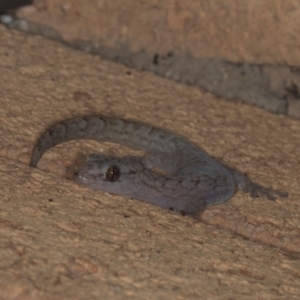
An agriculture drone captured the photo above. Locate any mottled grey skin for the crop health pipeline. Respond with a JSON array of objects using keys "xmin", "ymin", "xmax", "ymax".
[{"xmin": 29, "ymin": 116, "xmax": 288, "ymax": 216}]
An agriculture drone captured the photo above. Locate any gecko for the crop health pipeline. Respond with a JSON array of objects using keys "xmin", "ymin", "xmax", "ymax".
[{"xmin": 29, "ymin": 116, "xmax": 288, "ymax": 217}]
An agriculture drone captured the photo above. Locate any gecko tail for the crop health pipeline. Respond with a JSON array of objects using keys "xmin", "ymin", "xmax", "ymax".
[{"xmin": 29, "ymin": 117, "xmax": 94, "ymax": 167}]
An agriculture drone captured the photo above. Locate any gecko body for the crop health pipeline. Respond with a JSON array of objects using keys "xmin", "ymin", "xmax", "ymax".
[{"xmin": 29, "ymin": 116, "xmax": 288, "ymax": 216}]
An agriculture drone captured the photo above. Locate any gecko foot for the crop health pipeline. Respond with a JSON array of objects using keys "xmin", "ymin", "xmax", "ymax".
[
  {"xmin": 244, "ymin": 182, "xmax": 288, "ymax": 201},
  {"xmin": 229, "ymin": 169, "xmax": 288, "ymax": 201}
]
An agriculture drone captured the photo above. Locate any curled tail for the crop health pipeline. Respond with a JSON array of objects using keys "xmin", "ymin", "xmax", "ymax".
[{"xmin": 29, "ymin": 116, "xmax": 190, "ymax": 167}]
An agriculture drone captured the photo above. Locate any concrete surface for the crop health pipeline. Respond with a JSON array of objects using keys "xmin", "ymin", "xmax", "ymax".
[
  {"xmin": 0, "ymin": 25, "xmax": 300, "ymax": 299},
  {"xmin": 15, "ymin": 0, "xmax": 300, "ymax": 64},
  {"xmin": 7, "ymin": 0, "xmax": 300, "ymax": 117}
]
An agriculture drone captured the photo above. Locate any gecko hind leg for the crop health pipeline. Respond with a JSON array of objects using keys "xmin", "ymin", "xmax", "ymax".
[{"xmin": 229, "ymin": 169, "xmax": 288, "ymax": 200}]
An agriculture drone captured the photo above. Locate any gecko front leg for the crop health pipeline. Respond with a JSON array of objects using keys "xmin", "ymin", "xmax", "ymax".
[{"xmin": 142, "ymin": 151, "xmax": 185, "ymax": 175}]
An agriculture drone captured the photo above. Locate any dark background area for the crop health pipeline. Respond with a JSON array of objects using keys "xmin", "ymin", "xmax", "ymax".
[{"xmin": 0, "ymin": 0, "xmax": 32, "ymax": 13}]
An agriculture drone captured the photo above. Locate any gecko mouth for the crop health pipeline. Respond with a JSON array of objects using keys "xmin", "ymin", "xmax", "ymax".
[{"xmin": 73, "ymin": 171, "xmax": 91, "ymax": 183}]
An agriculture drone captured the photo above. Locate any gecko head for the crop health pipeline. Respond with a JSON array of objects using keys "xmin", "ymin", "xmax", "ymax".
[{"xmin": 74, "ymin": 154, "xmax": 143, "ymax": 196}]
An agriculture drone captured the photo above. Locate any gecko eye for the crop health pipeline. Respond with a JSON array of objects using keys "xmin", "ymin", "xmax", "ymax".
[{"xmin": 106, "ymin": 165, "xmax": 121, "ymax": 182}]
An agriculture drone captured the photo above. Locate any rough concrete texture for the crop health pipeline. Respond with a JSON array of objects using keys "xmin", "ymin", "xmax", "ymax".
[
  {"xmin": 0, "ymin": 26, "xmax": 300, "ymax": 299},
  {"xmin": 10, "ymin": 0, "xmax": 300, "ymax": 117},
  {"xmin": 15, "ymin": 0, "xmax": 300, "ymax": 65}
]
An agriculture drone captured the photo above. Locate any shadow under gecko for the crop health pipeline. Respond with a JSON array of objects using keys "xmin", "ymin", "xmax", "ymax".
[{"xmin": 29, "ymin": 116, "xmax": 288, "ymax": 217}]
